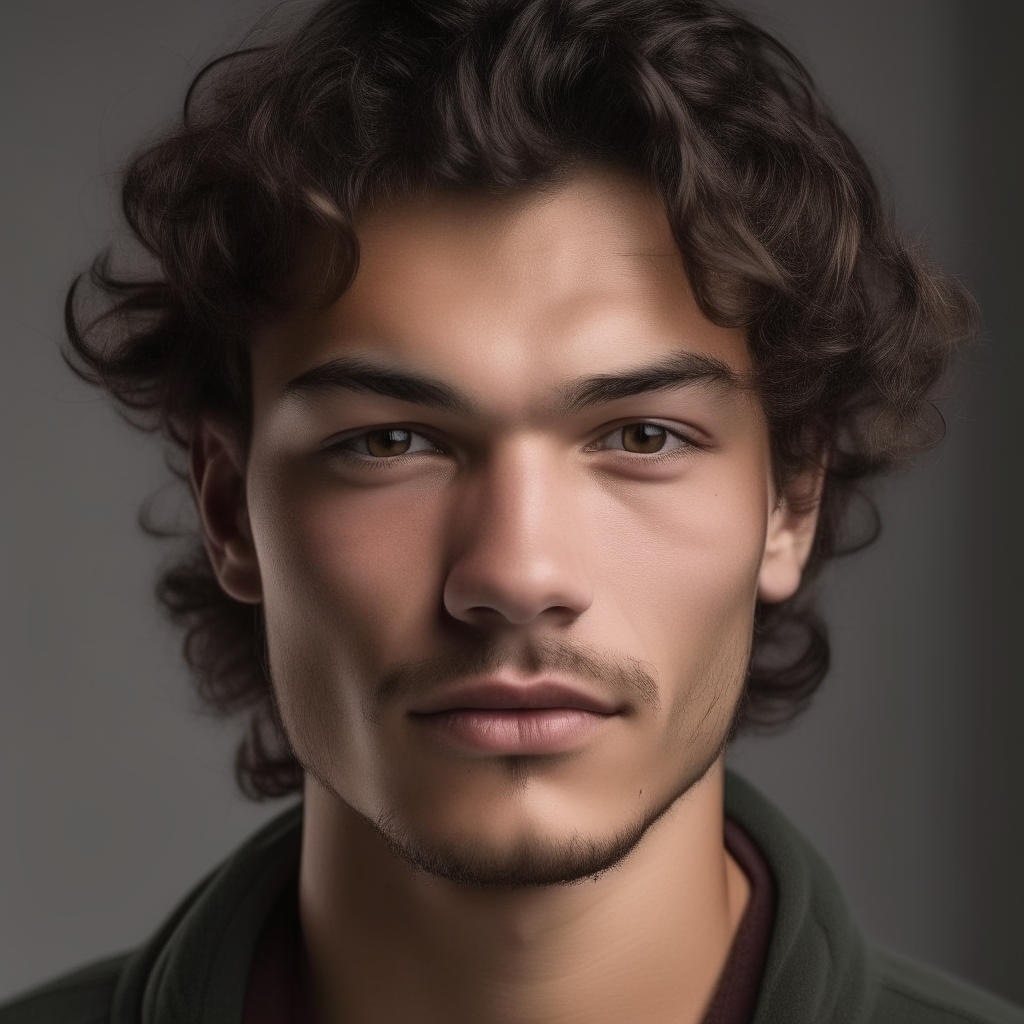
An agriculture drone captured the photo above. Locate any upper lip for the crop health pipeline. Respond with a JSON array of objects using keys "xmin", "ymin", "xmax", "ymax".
[{"xmin": 408, "ymin": 678, "xmax": 620, "ymax": 716}]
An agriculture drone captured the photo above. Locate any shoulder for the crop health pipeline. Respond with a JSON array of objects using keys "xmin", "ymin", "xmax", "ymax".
[
  {"xmin": 872, "ymin": 948, "xmax": 1024, "ymax": 1024},
  {"xmin": 0, "ymin": 805, "xmax": 304, "ymax": 1024},
  {"xmin": 0, "ymin": 955, "xmax": 127, "ymax": 1024}
]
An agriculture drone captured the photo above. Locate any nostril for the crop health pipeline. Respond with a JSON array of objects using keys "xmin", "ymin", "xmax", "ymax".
[
  {"xmin": 465, "ymin": 606, "xmax": 501, "ymax": 621},
  {"xmin": 442, "ymin": 534, "xmax": 595, "ymax": 627}
]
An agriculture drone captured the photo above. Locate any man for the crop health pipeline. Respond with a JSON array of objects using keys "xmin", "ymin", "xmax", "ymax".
[{"xmin": 2, "ymin": 0, "xmax": 1019, "ymax": 1022}]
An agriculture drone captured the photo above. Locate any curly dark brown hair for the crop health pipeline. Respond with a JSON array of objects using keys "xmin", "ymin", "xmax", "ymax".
[{"xmin": 65, "ymin": 0, "xmax": 976, "ymax": 799}]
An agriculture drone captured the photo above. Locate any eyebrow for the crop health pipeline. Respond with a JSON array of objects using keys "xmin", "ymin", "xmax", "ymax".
[
  {"xmin": 556, "ymin": 351, "xmax": 746, "ymax": 413},
  {"xmin": 283, "ymin": 350, "xmax": 745, "ymax": 416},
  {"xmin": 284, "ymin": 356, "xmax": 475, "ymax": 415}
]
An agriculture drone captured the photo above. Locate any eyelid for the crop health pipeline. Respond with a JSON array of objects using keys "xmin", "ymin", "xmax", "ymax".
[
  {"xmin": 585, "ymin": 419, "xmax": 706, "ymax": 454},
  {"xmin": 322, "ymin": 425, "xmax": 447, "ymax": 458}
]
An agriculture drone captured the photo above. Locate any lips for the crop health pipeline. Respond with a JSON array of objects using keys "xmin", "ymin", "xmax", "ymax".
[
  {"xmin": 409, "ymin": 680, "xmax": 619, "ymax": 715},
  {"xmin": 408, "ymin": 679, "xmax": 619, "ymax": 755}
]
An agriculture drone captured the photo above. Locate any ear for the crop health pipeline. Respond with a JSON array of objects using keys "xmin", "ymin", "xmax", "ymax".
[
  {"xmin": 757, "ymin": 470, "xmax": 824, "ymax": 604},
  {"xmin": 191, "ymin": 419, "xmax": 263, "ymax": 605}
]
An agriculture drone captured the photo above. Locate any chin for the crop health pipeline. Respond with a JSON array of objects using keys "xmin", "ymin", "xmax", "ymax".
[
  {"xmin": 365, "ymin": 806, "xmax": 656, "ymax": 888},
  {"xmin": 349, "ymin": 757, "xmax": 716, "ymax": 889}
]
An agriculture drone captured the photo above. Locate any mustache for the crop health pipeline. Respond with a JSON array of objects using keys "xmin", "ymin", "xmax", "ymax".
[{"xmin": 369, "ymin": 636, "xmax": 661, "ymax": 718}]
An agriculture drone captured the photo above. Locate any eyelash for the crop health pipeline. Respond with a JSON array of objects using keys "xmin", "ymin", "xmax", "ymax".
[
  {"xmin": 324, "ymin": 422, "xmax": 702, "ymax": 466},
  {"xmin": 324, "ymin": 427, "xmax": 446, "ymax": 468},
  {"xmin": 583, "ymin": 423, "xmax": 701, "ymax": 459}
]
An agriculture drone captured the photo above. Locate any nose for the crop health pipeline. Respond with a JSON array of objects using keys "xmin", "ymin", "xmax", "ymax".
[{"xmin": 443, "ymin": 441, "xmax": 594, "ymax": 628}]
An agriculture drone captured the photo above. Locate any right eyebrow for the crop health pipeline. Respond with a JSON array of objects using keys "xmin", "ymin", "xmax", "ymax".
[
  {"xmin": 283, "ymin": 356, "xmax": 476, "ymax": 415},
  {"xmin": 555, "ymin": 351, "xmax": 747, "ymax": 414}
]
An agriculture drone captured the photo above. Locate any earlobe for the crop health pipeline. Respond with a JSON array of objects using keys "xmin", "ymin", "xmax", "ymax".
[
  {"xmin": 191, "ymin": 420, "xmax": 263, "ymax": 605},
  {"xmin": 757, "ymin": 472, "xmax": 823, "ymax": 604}
]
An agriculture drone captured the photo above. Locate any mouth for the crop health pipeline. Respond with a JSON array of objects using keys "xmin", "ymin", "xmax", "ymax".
[{"xmin": 408, "ymin": 679, "xmax": 620, "ymax": 755}]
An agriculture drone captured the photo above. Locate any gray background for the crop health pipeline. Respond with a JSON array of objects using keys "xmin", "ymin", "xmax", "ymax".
[{"xmin": 2, "ymin": 0, "xmax": 1021, "ymax": 1006}]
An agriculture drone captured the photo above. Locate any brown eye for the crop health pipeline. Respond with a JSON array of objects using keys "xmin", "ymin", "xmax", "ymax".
[
  {"xmin": 621, "ymin": 423, "xmax": 667, "ymax": 453},
  {"xmin": 365, "ymin": 428, "xmax": 412, "ymax": 457}
]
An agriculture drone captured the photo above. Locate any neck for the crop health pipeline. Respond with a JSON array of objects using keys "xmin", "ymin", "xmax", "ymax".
[{"xmin": 299, "ymin": 760, "xmax": 749, "ymax": 1024}]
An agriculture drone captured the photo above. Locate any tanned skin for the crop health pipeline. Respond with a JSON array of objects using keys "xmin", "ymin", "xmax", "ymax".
[{"xmin": 193, "ymin": 167, "xmax": 819, "ymax": 1024}]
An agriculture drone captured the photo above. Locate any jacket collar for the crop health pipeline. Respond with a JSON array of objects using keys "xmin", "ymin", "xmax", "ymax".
[
  {"xmin": 112, "ymin": 804, "xmax": 302, "ymax": 1024},
  {"xmin": 724, "ymin": 772, "xmax": 879, "ymax": 1024}
]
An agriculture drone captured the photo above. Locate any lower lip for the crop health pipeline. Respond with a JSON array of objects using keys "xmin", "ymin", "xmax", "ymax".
[{"xmin": 411, "ymin": 708, "xmax": 612, "ymax": 755}]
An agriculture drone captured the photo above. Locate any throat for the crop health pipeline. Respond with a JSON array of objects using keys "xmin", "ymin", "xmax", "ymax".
[{"xmin": 294, "ymin": 765, "xmax": 755, "ymax": 1024}]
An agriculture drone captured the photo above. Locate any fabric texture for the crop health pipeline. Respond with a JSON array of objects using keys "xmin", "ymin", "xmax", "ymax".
[{"xmin": 2, "ymin": 771, "xmax": 1021, "ymax": 1024}]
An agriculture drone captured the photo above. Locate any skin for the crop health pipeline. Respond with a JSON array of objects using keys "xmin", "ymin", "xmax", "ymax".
[{"xmin": 194, "ymin": 167, "xmax": 819, "ymax": 1024}]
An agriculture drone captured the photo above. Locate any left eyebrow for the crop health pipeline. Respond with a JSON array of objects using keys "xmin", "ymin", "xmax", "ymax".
[
  {"xmin": 283, "ymin": 356, "xmax": 475, "ymax": 415},
  {"xmin": 556, "ymin": 352, "xmax": 747, "ymax": 414}
]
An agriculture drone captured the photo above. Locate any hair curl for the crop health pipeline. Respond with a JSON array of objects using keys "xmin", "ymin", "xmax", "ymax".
[{"xmin": 65, "ymin": 0, "xmax": 976, "ymax": 799}]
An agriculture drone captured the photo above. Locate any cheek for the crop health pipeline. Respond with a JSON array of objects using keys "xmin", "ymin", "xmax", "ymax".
[
  {"xmin": 246, "ymin": 463, "xmax": 457, "ymax": 793},
  {"xmin": 586, "ymin": 456, "xmax": 769, "ymax": 740},
  {"xmin": 247, "ymin": 465, "xmax": 451, "ymax": 682},
  {"xmin": 595, "ymin": 462, "xmax": 768, "ymax": 636}
]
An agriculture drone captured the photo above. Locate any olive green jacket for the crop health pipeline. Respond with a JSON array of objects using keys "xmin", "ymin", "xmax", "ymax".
[{"xmin": 2, "ymin": 772, "xmax": 1021, "ymax": 1024}]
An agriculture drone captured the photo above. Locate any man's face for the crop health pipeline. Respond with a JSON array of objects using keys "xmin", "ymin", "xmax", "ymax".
[{"xmin": 202, "ymin": 168, "xmax": 812, "ymax": 885}]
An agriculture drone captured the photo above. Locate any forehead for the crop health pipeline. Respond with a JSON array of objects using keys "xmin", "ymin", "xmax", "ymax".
[{"xmin": 252, "ymin": 168, "xmax": 750, "ymax": 413}]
